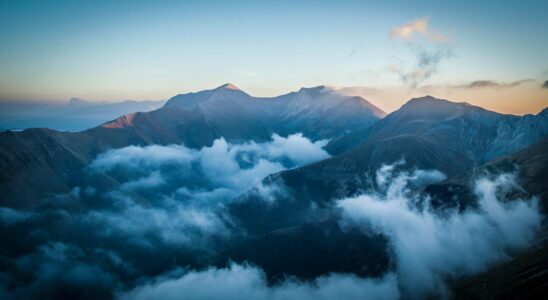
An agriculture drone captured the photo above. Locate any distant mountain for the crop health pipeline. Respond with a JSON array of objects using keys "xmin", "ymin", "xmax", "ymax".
[
  {"xmin": 0, "ymin": 98, "xmax": 165, "ymax": 132},
  {"xmin": 0, "ymin": 84, "xmax": 385, "ymax": 206}
]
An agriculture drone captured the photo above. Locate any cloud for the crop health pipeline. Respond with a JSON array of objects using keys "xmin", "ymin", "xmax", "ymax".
[
  {"xmin": 267, "ymin": 133, "xmax": 330, "ymax": 166},
  {"xmin": 0, "ymin": 207, "xmax": 36, "ymax": 225},
  {"xmin": 89, "ymin": 144, "xmax": 197, "ymax": 172},
  {"xmin": 3, "ymin": 243, "xmax": 117, "ymax": 300},
  {"xmin": 82, "ymin": 196, "xmax": 228, "ymax": 248},
  {"xmin": 0, "ymin": 133, "xmax": 332, "ymax": 299},
  {"xmin": 120, "ymin": 263, "xmax": 400, "ymax": 300},
  {"xmin": 390, "ymin": 17, "xmax": 449, "ymax": 43},
  {"xmin": 388, "ymin": 18, "xmax": 453, "ymax": 88},
  {"xmin": 338, "ymin": 162, "xmax": 542, "ymax": 298},
  {"xmin": 458, "ymin": 79, "xmax": 534, "ymax": 89},
  {"xmin": 389, "ymin": 48, "xmax": 453, "ymax": 88},
  {"xmin": 2, "ymin": 140, "xmax": 542, "ymax": 299},
  {"xmin": 82, "ymin": 134, "xmax": 330, "ymax": 247},
  {"xmin": 418, "ymin": 79, "xmax": 536, "ymax": 91},
  {"xmin": 120, "ymin": 171, "xmax": 166, "ymax": 191}
]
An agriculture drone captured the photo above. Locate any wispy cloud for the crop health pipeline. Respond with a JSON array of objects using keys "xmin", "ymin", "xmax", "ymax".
[
  {"xmin": 461, "ymin": 79, "xmax": 534, "ymax": 89},
  {"xmin": 389, "ymin": 17, "xmax": 450, "ymax": 43},
  {"xmin": 388, "ymin": 48, "xmax": 453, "ymax": 88},
  {"xmin": 388, "ymin": 18, "xmax": 453, "ymax": 88},
  {"xmin": 421, "ymin": 79, "xmax": 535, "ymax": 90}
]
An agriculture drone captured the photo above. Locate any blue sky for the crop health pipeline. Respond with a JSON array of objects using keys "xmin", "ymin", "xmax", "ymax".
[{"xmin": 0, "ymin": 0, "xmax": 547, "ymax": 113}]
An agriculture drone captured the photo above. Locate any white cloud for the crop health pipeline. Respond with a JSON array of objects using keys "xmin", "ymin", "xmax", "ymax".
[
  {"xmin": 120, "ymin": 171, "xmax": 166, "ymax": 191},
  {"xmin": 89, "ymin": 144, "xmax": 197, "ymax": 172},
  {"xmin": 390, "ymin": 17, "xmax": 449, "ymax": 43},
  {"xmin": 267, "ymin": 133, "xmax": 330, "ymax": 166},
  {"xmin": 81, "ymin": 134, "xmax": 331, "ymax": 247},
  {"xmin": 120, "ymin": 263, "xmax": 400, "ymax": 300},
  {"xmin": 388, "ymin": 18, "xmax": 453, "ymax": 88},
  {"xmin": 338, "ymin": 163, "xmax": 542, "ymax": 298}
]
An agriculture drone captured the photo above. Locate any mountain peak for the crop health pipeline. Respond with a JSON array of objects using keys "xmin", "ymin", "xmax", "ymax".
[
  {"xmin": 403, "ymin": 95, "xmax": 464, "ymax": 108},
  {"xmin": 217, "ymin": 83, "xmax": 241, "ymax": 91},
  {"xmin": 397, "ymin": 95, "xmax": 502, "ymax": 120}
]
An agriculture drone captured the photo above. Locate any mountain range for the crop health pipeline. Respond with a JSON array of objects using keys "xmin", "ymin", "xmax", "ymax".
[
  {"xmin": 0, "ymin": 84, "xmax": 385, "ymax": 207},
  {"xmin": 0, "ymin": 83, "xmax": 547, "ymax": 299}
]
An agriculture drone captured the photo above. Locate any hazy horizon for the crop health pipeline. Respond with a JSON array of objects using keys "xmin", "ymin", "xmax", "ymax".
[
  {"xmin": 1, "ymin": 1, "xmax": 547, "ymax": 115},
  {"xmin": 1, "ymin": 82, "xmax": 546, "ymax": 116}
]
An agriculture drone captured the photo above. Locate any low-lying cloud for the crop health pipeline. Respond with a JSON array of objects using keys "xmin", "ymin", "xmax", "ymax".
[
  {"xmin": 120, "ymin": 263, "xmax": 399, "ymax": 300},
  {"xmin": 1, "ymin": 147, "xmax": 542, "ymax": 299},
  {"xmin": 83, "ymin": 133, "xmax": 330, "ymax": 248},
  {"xmin": 338, "ymin": 163, "xmax": 542, "ymax": 298},
  {"xmin": 0, "ymin": 133, "xmax": 330, "ymax": 299},
  {"xmin": 118, "ymin": 163, "xmax": 541, "ymax": 300}
]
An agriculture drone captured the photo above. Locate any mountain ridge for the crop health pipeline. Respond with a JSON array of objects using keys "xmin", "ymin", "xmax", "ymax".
[{"xmin": 0, "ymin": 84, "xmax": 386, "ymax": 206}]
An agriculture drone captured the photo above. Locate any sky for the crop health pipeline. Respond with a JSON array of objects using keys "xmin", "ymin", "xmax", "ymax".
[{"xmin": 0, "ymin": 0, "xmax": 547, "ymax": 114}]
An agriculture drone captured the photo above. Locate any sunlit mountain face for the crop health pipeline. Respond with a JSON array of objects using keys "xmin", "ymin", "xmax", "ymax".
[{"xmin": 1, "ymin": 1, "xmax": 548, "ymax": 300}]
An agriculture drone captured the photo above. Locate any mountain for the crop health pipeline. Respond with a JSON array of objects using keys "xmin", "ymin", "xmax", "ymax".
[
  {"xmin": 224, "ymin": 137, "xmax": 548, "ymax": 285},
  {"xmin": 327, "ymin": 96, "xmax": 548, "ymax": 170},
  {"xmin": 228, "ymin": 98, "xmax": 548, "ymax": 235},
  {"xmin": 425, "ymin": 137, "xmax": 548, "ymax": 213},
  {"xmin": 163, "ymin": 84, "xmax": 386, "ymax": 142},
  {"xmin": 0, "ymin": 84, "xmax": 385, "ymax": 206},
  {"xmin": 1, "ymin": 89, "xmax": 547, "ymax": 299},
  {"xmin": 453, "ymin": 226, "xmax": 548, "ymax": 300},
  {"xmin": 0, "ymin": 98, "xmax": 165, "ymax": 132}
]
